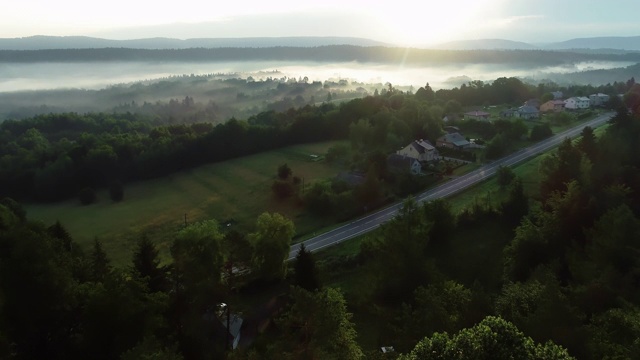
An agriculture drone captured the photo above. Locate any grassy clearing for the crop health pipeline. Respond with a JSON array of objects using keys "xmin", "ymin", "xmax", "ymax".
[{"xmin": 26, "ymin": 141, "xmax": 347, "ymax": 266}]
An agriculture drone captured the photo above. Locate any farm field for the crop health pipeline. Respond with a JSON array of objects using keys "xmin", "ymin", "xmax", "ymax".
[{"xmin": 26, "ymin": 140, "xmax": 347, "ymax": 266}]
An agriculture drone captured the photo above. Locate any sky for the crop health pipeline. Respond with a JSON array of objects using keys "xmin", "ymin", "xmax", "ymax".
[{"xmin": 1, "ymin": 0, "xmax": 639, "ymax": 45}]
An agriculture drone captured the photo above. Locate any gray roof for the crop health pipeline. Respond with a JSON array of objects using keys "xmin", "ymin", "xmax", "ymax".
[
  {"xmin": 408, "ymin": 139, "xmax": 435, "ymax": 154},
  {"xmin": 438, "ymin": 132, "xmax": 470, "ymax": 147},
  {"xmin": 518, "ymin": 105, "xmax": 539, "ymax": 114}
]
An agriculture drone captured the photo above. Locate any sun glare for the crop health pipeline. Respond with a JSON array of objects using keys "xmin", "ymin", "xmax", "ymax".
[{"xmin": 370, "ymin": 0, "xmax": 498, "ymax": 45}]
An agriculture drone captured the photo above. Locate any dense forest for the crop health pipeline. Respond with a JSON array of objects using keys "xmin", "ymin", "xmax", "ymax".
[
  {"xmin": 2, "ymin": 91, "xmax": 640, "ymax": 359},
  {"xmin": 2, "ymin": 46, "xmax": 640, "ymax": 65}
]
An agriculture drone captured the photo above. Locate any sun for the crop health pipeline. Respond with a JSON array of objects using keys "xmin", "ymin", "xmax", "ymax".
[{"xmin": 368, "ymin": 0, "xmax": 499, "ymax": 45}]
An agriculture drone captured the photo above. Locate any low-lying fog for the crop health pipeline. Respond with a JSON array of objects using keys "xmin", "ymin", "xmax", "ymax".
[{"xmin": 0, "ymin": 60, "xmax": 635, "ymax": 93}]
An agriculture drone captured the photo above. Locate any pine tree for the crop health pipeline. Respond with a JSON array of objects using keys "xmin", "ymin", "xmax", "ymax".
[
  {"xmin": 132, "ymin": 234, "xmax": 169, "ymax": 293},
  {"xmin": 91, "ymin": 238, "xmax": 111, "ymax": 282},
  {"xmin": 294, "ymin": 243, "xmax": 321, "ymax": 291}
]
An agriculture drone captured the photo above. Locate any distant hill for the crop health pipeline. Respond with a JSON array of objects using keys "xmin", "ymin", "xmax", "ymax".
[
  {"xmin": 543, "ymin": 36, "xmax": 640, "ymax": 51},
  {"xmin": 0, "ymin": 36, "xmax": 390, "ymax": 50},
  {"xmin": 432, "ymin": 39, "xmax": 536, "ymax": 50}
]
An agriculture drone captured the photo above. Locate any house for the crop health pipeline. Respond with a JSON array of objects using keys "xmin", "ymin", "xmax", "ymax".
[
  {"xmin": 515, "ymin": 105, "xmax": 540, "ymax": 119},
  {"xmin": 589, "ymin": 93, "xmax": 610, "ymax": 107},
  {"xmin": 226, "ymin": 314, "xmax": 244, "ymax": 350},
  {"xmin": 564, "ymin": 97, "xmax": 590, "ymax": 110},
  {"xmin": 443, "ymin": 126, "xmax": 461, "ymax": 134},
  {"xmin": 551, "ymin": 91, "xmax": 563, "ymax": 100},
  {"xmin": 207, "ymin": 303, "xmax": 244, "ymax": 350},
  {"xmin": 396, "ymin": 139, "xmax": 439, "ymax": 163},
  {"xmin": 464, "ymin": 110, "xmax": 490, "ymax": 120},
  {"xmin": 500, "ymin": 108, "xmax": 517, "ymax": 118},
  {"xmin": 436, "ymin": 132, "xmax": 470, "ymax": 149},
  {"xmin": 540, "ymin": 100, "xmax": 565, "ymax": 113},
  {"xmin": 524, "ymin": 99, "xmax": 540, "ymax": 109},
  {"xmin": 387, "ymin": 154, "xmax": 422, "ymax": 175}
]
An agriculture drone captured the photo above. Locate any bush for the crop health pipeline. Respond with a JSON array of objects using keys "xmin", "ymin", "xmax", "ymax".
[
  {"xmin": 109, "ymin": 181, "xmax": 124, "ymax": 202},
  {"xmin": 496, "ymin": 165, "xmax": 515, "ymax": 188},
  {"xmin": 79, "ymin": 187, "xmax": 97, "ymax": 205},
  {"xmin": 0, "ymin": 197, "xmax": 26, "ymax": 221},
  {"xmin": 530, "ymin": 123, "xmax": 552, "ymax": 141},
  {"xmin": 277, "ymin": 163, "xmax": 292, "ymax": 179},
  {"xmin": 271, "ymin": 179, "xmax": 294, "ymax": 199}
]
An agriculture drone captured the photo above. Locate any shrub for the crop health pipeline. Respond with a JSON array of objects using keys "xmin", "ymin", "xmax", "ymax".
[
  {"xmin": 109, "ymin": 181, "xmax": 124, "ymax": 202},
  {"xmin": 79, "ymin": 187, "xmax": 97, "ymax": 205},
  {"xmin": 271, "ymin": 179, "xmax": 294, "ymax": 199}
]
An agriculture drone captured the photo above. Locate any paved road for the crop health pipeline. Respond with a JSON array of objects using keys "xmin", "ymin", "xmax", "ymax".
[{"xmin": 288, "ymin": 112, "xmax": 614, "ymax": 260}]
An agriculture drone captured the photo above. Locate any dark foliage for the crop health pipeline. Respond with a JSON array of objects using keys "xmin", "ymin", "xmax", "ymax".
[
  {"xmin": 529, "ymin": 122, "xmax": 553, "ymax": 141},
  {"xmin": 277, "ymin": 163, "xmax": 292, "ymax": 179},
  {"xmin": 109, "ymin": 181, "xmax": 124, "ymax": 202},
  {"xmin": 78, "ymin": 187, "xmax": 97, "ymax": 205},
  {"xmin": 293, "ymin": 243, "xmax": 321, "ymax": 291}
]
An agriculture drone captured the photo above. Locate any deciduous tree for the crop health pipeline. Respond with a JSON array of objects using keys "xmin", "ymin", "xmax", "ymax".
[
  {"xmin": 249, "ymin": 212, "xmax": 295, "ymax": 281},
  {"xmin": 273, "ymin": 287, "xmax": 364, "ymax": 359},
  {"xmin": 399, "ymin": 316, "xmax": 574, "ymax": 360}
]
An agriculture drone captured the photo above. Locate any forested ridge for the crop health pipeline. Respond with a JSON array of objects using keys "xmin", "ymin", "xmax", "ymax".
[{"xmin": 2, "ymin": 46, "xmax": 640, "ymax": 65}]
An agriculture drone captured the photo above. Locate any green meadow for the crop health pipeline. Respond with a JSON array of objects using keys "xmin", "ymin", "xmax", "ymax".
[{"xmin": 26, "ymin": 141, "xmax": 347, "ymax": 266}]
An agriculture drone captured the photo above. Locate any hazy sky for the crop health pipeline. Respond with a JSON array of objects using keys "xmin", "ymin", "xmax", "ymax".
[{"xmin": 1, "ymin": 0, "xmax": 639, "ymax": 45}]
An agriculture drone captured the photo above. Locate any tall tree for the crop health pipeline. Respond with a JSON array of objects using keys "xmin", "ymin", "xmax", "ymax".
[
  {"xmin": 577, "ymin": 126, "xmax": 598, "ymax": 162},
  {"xmin": 501, "ymin": 177, "xmax": 529, "ymax": 227},
  {"xmin": 249, "ymin": 212, "xmax": 295, "ymax": 281},
  {"xmin": 294, "ymin": 243, "xmax": 321, "ymax": 291},
  {"xmin": 170, "ymin": 220, "xmax": 226, "ymax": 359},
  {"xmin": 273, "ymin": 287, "xmax": 364, "ymax": 359},
  {"xmin": 90, "ymin": 238, "xmax": 111, "ymax": 282},
  {"xmin": 132, "ymin": 234, "xmax": 169, "ymax": 293},
  {"xmin": 422, "ymin": 198, "xmax": 456, "ymax": 250},
  {"xmin": 0, "ymin": 223, "xmax": 76, "ymax": 359},
  {"xmin": 394, "ymin": 281, "xmax": 472, "ymax": 352},
  {"xmin": 399, "ymin": 316, "xmax": 574, "ymax": 360}
]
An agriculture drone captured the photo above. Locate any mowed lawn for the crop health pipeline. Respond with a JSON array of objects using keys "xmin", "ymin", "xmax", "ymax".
[{"xmin": 26, "ymin": 141, "xmax": 347, "ymax": 266}]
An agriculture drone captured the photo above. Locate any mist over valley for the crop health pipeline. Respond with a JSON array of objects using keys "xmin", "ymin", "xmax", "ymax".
[{"xmin": 1, "ymin": 52, "xmax": 637, "ymax": 120}]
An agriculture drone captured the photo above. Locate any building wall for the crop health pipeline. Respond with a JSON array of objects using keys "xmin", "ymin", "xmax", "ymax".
[{"xmin": 396, "ymin": 144, "xmax": 420, "ymax": 160}]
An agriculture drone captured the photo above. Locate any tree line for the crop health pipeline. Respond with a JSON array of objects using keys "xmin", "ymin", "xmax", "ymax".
[{"xmin": 2, "ymin": 46, "xmax": 640, "ymax": 66}]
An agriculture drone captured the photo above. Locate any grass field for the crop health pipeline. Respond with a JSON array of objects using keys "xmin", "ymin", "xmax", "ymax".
[{"xmin": 26, "ymin": 141, "xmax": 347, "ymax": 266}]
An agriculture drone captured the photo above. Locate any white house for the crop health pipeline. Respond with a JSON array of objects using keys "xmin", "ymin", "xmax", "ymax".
[
  {"xmin": 564, "ymin": 97, "xmax": 590, "ymax": 110},
  {"xmin": 589, "ymin": 93, "xmax": 610, "ymax": 107},
  {"xmin": 396, "ymin": 139, "xmax": 439, "ymax": 163}
]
